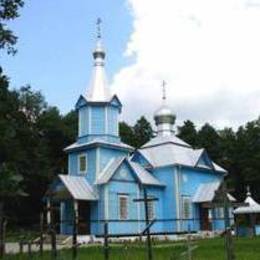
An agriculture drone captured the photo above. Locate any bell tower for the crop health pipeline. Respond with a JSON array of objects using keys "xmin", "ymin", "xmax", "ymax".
[{"xmin": 75, "ymin": 18, "xmax": 122, "ymax": 144}]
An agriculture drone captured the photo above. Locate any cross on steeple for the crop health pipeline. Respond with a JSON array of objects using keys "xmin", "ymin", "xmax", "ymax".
[
  {"xmin": 162, "ymin": 80, "xmax": 166, "ymax": 101},
  {"xmin": 246, "ymin": 185, "xmax": 251, "ymax": 196},
  {"xmin": 96, "ymin": 18, "xmax": 102, "ymax": 39}
]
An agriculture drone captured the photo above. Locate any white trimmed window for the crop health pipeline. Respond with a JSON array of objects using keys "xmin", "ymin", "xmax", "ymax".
[
  {"xmin": 78, "ymin": 154, "xmax": 87, "ymax": 174},
  {"xmin": 147, "ymin": 199, "xmax": 155, "ymax": 221},
  {"xmin": 182, "ymin": 196, "xmax": 192, "ymax": 219},
  {"xmin": 216, "ymin": 207, "xmax": 224, "ymax": 219},
  {"xmin": 119, "ymin": 195, "xmax": 128, "ymax": 220}
]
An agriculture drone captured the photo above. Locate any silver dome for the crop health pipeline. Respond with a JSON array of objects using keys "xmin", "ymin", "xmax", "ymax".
[{"xmin": 154, "ymin": 104, "xmax": 173, "ymax": 117}]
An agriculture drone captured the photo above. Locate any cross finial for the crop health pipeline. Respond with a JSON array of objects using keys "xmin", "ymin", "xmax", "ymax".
[
  {"xmin": 96, "ymin": 18, "xmax": 102, "ymax": 39},
  {"xmin": 162, "ymin": 80, "xmax": 166, "ymax": 101},
  {"xmin": 246, "ymin": 185, "xmax": 251, "ymax": 197}
]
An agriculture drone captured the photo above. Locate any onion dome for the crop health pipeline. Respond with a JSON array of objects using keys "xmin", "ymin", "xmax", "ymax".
[{"xmin": 154, "ymin": 81, "xmax": 176, "ymax": 136}]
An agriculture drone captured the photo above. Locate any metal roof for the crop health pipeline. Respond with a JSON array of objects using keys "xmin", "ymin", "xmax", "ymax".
[
  {"xmin": 192, "ymin": 181, "xmax": 221, "ymax": 203},
  {"xmin": 142, "ymin": 135, "xmax": 191, "ymax": 149},
  {"xmin": 64, "ymin": 139, "xmax": 134, "ymax": 152},
  {"xmin": 234, "ymin": 195, "xmax": 260, "ymax": 214},
  {"xmin": 95, "ymin": 156, "xmax": 164, "ymax": 187},
  {"xmin": 139, "ymin": 138, "xmax": 226, "ymax": 173},
  {"xmin": 140, "ymin": 143, "xmax": 203, "ymax": 168},
  {"xmin": 85, "ymin": 36, "xmax": 112, "ymax": 102},
  {"xmin": 95, "ymin": 157, "xmax": 125, "ymax": 185},
  {"xmin": 128, "ymin": 161, "xmax": 165, "ymax": 187},
  {"xmin": 58, "ymin": 175, "xmax": 98, "ymax": 201},
  {"xmin": 192, "ymin": 181, "xmax": 236, "ymax": 203}
]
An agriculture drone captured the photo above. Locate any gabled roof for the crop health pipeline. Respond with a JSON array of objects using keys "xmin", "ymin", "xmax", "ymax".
[
  {"xmin": 95, "ymin": 157, "xmax": 125, "ymax": 185},
  {"xmin": 128, "ymin": 161, "xmax": 164, "ymax": 187},
  {"xmin": 95, "ymin": 156, "xmax": 164, "ymax": 187},
  {"xmin": 58, "ymin": 175, "xmax": 98, "ymax": 201},
  {"xmin": 138, "ymin": 135, "xmax": 227, "ymax": 173}
]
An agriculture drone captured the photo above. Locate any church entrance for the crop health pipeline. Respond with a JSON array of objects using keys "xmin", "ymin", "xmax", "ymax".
[
  {"xmin": 78, "ymin": 201, "xmax": 91, "ymax": 234},
  {"xmin": 199, "ymin": 206, "xmax": 212, "ymax": 231}
]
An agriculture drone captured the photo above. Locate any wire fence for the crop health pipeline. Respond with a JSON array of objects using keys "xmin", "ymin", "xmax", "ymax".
[{"xmin": 0, "ymin": 215, "xmax": 240, "ymax": 260}]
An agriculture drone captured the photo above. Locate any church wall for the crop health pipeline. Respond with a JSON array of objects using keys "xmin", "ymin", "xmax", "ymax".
[
  {"xmin": 99, "ymin": 147, "xmax": 129, "ymax": 173},
  {"xmin": 77, "ymin": 104, "xmax": 120, "ymax": 142},
  {"xmin": 68, "ymin": 148, "xmax": 96, "ymax": 185},
  {"xmin": 105, "ymin": 163, "xmax": 140, "ymax": 234},
  {"xmin": 153, "ymin": 166, "xmax": 178, "ymax": 233},
  {"xmin": 91, "ymin": 106, "xmax": 105, "ymax": 134},
  {"xmin": 107, "ymin": 105, "xmax": 119, "ymax": 136},
  {"xmin": 145, "ymin": 186, "xmax": 165, "ymax": 233},
  {"xmin": 60, "ymin": 200, "xmax": 74, "ymax": 234},
  {"xmin": 180, "ymin": 166, "xmax": 224, "ymax": 232},
  {"xmin": 78, "ymin": 106, "xmax": 89, "ymax": 137}
]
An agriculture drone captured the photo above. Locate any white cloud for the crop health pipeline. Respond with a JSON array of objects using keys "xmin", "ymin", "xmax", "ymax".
[{"xmin": 111, "ymin": 0, "xmax": 260, "ymax": 129}]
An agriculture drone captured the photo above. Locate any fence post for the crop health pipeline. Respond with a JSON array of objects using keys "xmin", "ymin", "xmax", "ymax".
[
  {"xmin": 104, "ymin": 222, "xmax": 109, "ymax": 260},
  {"xmin": 49, "ymin": 198, "xmax": 57, "ymax": 260},
  {"xmin": 187, "ymin": 225, "xmax": 192, "ymax": 260},
  {"xmin": 28, "ymin": 241, "xmax": 32, "ymax": 259},
  {"xmin": 72, "ymin": 201, "xmax": 78, "ymax": 260},
  {"xmin": 0, "ymin": 217, "xmax": 6, "ymax": 258},
  {"xmin": 40, "ymin": 212, "xmax": 44, "ymax": 256},
  {"xmin": 222, "ymin": 182, "xmax": 235, "ymax": 260},
  {"xmin": 143, "ymin": 188, "xmax": 153, "ymax": 260},
  {"xmin": 19, "ymin": 241, "xmax": 23, "ymax": 254}
]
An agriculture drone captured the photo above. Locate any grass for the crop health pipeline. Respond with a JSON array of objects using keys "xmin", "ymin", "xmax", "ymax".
[{"xmin": 2, "ymin": 236, "xmax": 260, "ymax": 260}]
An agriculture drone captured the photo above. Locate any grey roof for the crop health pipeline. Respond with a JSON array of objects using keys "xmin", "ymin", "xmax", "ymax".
[
  {"xmin": 192, "ymin": 181, "xmax": 236, "ymax": 203},
  {"xmin": 142, "ymin": 135, "xmax": 191, "ymax": 149},
  {"xmin": 139, "ymin": 136, "xmax": 227, "ymax": 173},
  {"xmin": 64, "ymin": 139, "xmax": 134, "ymax": 152},
  {"xmin": 128, "ymin": 161, "xmax": 165, "ymax": 186},
  {"xmin": 140, "ymin": 142, "xmax": 203, "ymax": 168},
  {"xmin": 95, "ymin": 156, "xmax": 164, "ymax": 187},
  {"xmin": 234, "ymin": 195, "xmax": 260, "ymax": 214},
  {"xmin": 59, "ymin": 175, "xmax": 98, "ymax": 201},
  {"xmin": 192, "ymin": 181, "xmax": 221, "ymax": 203},
  {"xmin": 85, "ymin": 37, "xmax": 112, "ymax": 102},
  {"xmin": 95, "ymin": 157, "xmax": 125, "ymax": 185}
]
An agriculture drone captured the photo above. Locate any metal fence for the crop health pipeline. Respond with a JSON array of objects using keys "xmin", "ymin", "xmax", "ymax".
[{"xmin": 0, "ymin": 215, "xmax": 239, "ymax": 260}]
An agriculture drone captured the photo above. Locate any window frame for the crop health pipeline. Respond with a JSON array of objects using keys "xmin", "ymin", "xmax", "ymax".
[
  {"xmin": 118, "ymin": 194, "xmax": 129, "ymax": 220},
  {"xmin": 147, "ymin": 197, "xmax": 155, "ymax": 221},
  {"xmin": 78, "ymin": 153, "xmax": 87, "ymax": 175},
  {"xmin": 182, "ymin": 195, "xmax": 192, "ymax": 219}
]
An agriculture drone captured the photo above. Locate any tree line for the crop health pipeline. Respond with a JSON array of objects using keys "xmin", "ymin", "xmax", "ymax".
[
  {"xmin": 1, "ymin": 73, "xmax": 260, "ymax": 225},
  {"xmin": 0, "ymin": 0, "xmax": 259, "ymax": 227}
]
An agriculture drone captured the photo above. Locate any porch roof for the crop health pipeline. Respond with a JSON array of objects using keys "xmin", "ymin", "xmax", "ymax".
[
  {"xmin": 192, "ymin": 181, "xmax": 236, "ymax": 203},
  {"xmin": 234, "ymin": 195, "xmax": 260, "ymax": 214},
  {"xmin": 58, "ymin": 175, "xmax": 98, "ymax": 201}
]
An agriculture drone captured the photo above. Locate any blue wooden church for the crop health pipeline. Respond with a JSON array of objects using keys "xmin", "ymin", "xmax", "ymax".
[{"xmin": 47, "ymin": 25, "xmax": 234, "ymax": 236}]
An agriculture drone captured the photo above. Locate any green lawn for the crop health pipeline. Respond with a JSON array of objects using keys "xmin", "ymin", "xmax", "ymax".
[{"xmin": 3, "ymin": 236, "xmax": 260, "ymax": 260}]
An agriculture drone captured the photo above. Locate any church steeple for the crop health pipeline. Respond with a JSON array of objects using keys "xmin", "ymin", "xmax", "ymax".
[
  {"xmin": 76, "ymin": 19, "xmax": 122, "ymax": 144},
  {"xmin": 86, "ymin": 18, "xmax": 111, "ymax": 102},
  {"xmin": 154, "ymin": 81, "xmax": 176, "ymax": 136}
]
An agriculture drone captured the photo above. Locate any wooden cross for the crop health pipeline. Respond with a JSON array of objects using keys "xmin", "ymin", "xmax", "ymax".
[
  {"xmin": 162, "ymin": 80, "xmax": 166, "ymax": 100},
  {"xmin": 96, "ymin": 18, "xmax": 102, "ymax": 39},
  {"xmin": 133, "ymin": 188, "xmax": 158, "ymax": 260}
]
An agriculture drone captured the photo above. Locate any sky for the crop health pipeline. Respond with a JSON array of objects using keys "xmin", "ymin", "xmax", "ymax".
[{"xmin": 2, "ymin": 0, "xmax": 260, "ymax": 129}]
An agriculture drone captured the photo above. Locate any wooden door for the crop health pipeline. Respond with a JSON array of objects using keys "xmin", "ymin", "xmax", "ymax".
[
  {"xmin": 200, "ymin": 207, "xmax": 211, "ymax": 231},
  {"xmin": 78, "ymin": 201, "xmax": 91, "ymax": 234}
]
